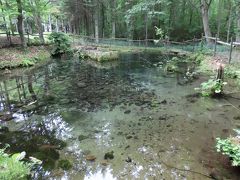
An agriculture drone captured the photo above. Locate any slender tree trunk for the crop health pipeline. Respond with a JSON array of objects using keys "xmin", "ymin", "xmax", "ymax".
[
  {"xmin": 36, "ymin": 14, "xmax": 45, "ymax": 43},
  {"xmin": 94, "ymin": 2, "xmax": 99, "ymax": 43},
  {"xmin": 216, "ymin": 0, "xmax": 222, "ymax": 38},
  {"xmin": 200, "ymin": 0, "xmax": 212, "ymax": 43},
  {"xmin": 9, "ymin": 18, "xmax": 15, "ymax": 35},
  {"xmin": 5, "ymin": 1, "xmax": 15, "ymax": 35},
  {"xmin": 101, "ymin": 3, "xmax": 105, "ymax": 38},
  {"xmin": 111, "ymin": 0, "xmax": 116, "ymax": 38},
  {"xmin": 49, "ymin": 15, "xmax": 52, "ymax": 32},
  {"xmin": 145, "ymin": 13, "xmax": 148, "ymax": 40},
  {"xmin": 56, "ymin": 18, "xmax": 59, "ymax": 32},
  {"xmin": 16, "ymin": 0, "xmax": 27, "ymax": 48},
  {"xmin": 236, "ymin": 1, "xmax": 240, "ymax": 42},
  {"xmin": 29, "ymin": 0, "xmax": 44, "ymax": 43},
  {"xmin": 227, "ymin": 2, "xmax": 233, "ymax": 43},
  {"xmin": 0, "ymin": 0, "xmax": 12, "ymax": 45}
]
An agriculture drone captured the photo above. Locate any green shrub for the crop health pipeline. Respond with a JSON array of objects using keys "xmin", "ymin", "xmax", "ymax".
[
  {"xmin": 21, "ymin": 58, "xmax": 35, "ymax": 67},
  {"xmin": 48, "ymin": 32, "xmax": 73, "ymax": 57},
  {"xmin": 195, "ymin": 79, "xmax": 227, "ymax": 97},
  {"xmin": 187, "ymin": 52, "xmax": 205, "ymax": 64},
  {"xmin": 216, "ymin": 130, "xmax": 240, "ymax": 166},
  {"xmin": 28, "ymin": 37, "xmax": 42, "ymax": 46},
  {"xmin": 0, "ymin": 146, "xmax": 42, "ymax": 180},
  {"xmin": 224, "ymin": 66, "xmax": 238, "ymax": 79}
]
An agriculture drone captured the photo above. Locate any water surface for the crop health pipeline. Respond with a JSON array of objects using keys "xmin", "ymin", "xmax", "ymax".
[{"xmin": 0, "ymin": 52, "xmax": 240, "ymax": 179}]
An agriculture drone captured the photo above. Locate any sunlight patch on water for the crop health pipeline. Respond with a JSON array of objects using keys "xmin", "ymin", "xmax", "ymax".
[{"xmin": 84, "ymin": 167, "xmax": 116, "ymax": 180}]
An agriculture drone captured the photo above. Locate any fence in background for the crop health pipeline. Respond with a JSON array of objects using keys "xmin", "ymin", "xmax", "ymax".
[
  {"xmin": 70, "ymin": 34, "xmax": 240, "ymax": 63},
  {"xmin": 0, "ymin": 31, "xmax": 239, "ymax": 63}
]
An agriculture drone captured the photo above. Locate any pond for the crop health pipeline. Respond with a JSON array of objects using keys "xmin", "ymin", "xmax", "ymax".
[{"xmin": 0, "ymin": 52, "xmax": 240, "ymax": 179}]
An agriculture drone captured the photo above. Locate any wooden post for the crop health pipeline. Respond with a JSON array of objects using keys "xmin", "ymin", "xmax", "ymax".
[
  {"xmin": 229, "ymin": 37, "xmax": 233, "ymax": 64},
  {"xmin": 73, "ymin": 34, "xmax": 75, "ymax": 46},
  {"xmin": 201, "ymin": 33, "xmax": 204, "ymax": 51},
  {"xmin": 214, "ymin": 34, "xmax": 217, "ymax": 56},
  {"xmin": 193, "ymin": 36, "xmax": 195, "ymax": 52}
]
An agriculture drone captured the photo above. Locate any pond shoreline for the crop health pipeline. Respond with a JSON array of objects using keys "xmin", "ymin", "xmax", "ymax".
[{"xmin": 0, "ymin": 46, "xmax": 50, "ymax": 70}]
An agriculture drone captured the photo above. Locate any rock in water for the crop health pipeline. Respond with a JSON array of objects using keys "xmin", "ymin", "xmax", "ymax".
[
  {"xmin": 101, "ymin": 160, "xmax": 108, "ymax": 166},
  {"xmin": 86, "ymin": 155, "xmax": 96, "ymax": 161},
  {"xmin": 124, "ymin": 110, "xmax": 131, "ymax": 114}
]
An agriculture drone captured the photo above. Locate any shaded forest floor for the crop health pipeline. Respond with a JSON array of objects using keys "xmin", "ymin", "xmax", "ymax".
[
  {"xmin": 0, "ymin": 36, "xmax": 22, "ymax": 48},
  {"xmin": 0, "ymin": 46, "xmax": 50, "ymax": 69}
]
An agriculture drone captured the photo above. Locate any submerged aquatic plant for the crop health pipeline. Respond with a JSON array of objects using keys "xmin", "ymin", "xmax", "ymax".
[
  {"xmin": 0, "ymin": 145, "xmax": 42, "ymax": 180},
  {"xmin": 195, "ymin": 79, "xmax": 227, "ymax": 97},
  {"xmin": 58, "ymin": 159, "xmax": 72, "ymax": 170},
  {"xmin": 216, "ymin": 129, "xmax": 240, "ymax": 166}
]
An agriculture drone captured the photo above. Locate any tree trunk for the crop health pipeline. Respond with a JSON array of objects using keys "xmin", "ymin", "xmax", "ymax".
[
  {"xmin": 29, "ymin": 0, "xmax": 44, "ymax": 43},
  {"xmin": 0, "ymin": 0, "xmax": 12, "ymax": 45},
  {"xmin": 236, "ymin": 1, "xmax": 240, "ymax": 42},
  {"xmin": 56, "ymin": 19, "xmax": 59, "ymax": 32},
  {"xmin": 5, "ymin": 1, "xmax": 15, "ymax": 35},
  {"xmin": 111, "ymin": 0, "xmax": 116, "ymax": 38},
  {"xmin": 216, "ymin": 0, "xmax": 222, "ymax": 38},
  {"xmin": 36, "ymin": 14, "xmax": 45, "ymax": 43},
  {"xmin": 100, "ymin": 3, "xmax": 104, "ymax": 38},
  {"xmin": 200, "ymin": 0, "xmax": 212, "ymax": 43},
  {"xmin": 16, "ymin": 0, "xmax": 27, "ymax": 48},
  {"xmin": 227, "ymin": 2, "xmax": 233, "ymax": 43},
  {"xmin": 94, "ymin": 14, "xmax": 99, "ymax": 43},
  {"xmin": 9, "ymin": 18, "xmax": 15, "ymax": 35},
  {"xmin": 94, "ymin": 2, "xmax": 99, "ymax": 43},
  {"xmin": 145, "ymin": 13, "xmax": 148, "ymax": 40},
  {"xmin": 49, "ymin": 15, "xmax": 52, "ymax": 32}
]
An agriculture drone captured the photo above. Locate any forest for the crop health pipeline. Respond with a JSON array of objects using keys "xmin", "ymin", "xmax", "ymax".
[
  {"xmin": 0, "ymin": 0, "xmax": 240, "ymax": 44},
  {"xmin": 1, "ymin": 0, "xmax": 240, "ymax": 180}
]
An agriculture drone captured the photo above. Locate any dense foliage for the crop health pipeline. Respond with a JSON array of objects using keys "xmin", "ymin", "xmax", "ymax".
[
  {"xmin": 197, "ymin": 79, "xmax": 227, "ymax": 97},
  {"xmin": 0, "ymin": 0, "xmax": 240, "ymax": 45},
  {"xmin": 48, "ymin": 32, "xmax": 72, "ymax": 57},
  {"xmin": 216, "ymin": 130, "xmax": 240, "ymax": 166},
  {"xmin": 0, "ymin": 146, "xmax": 42, "ymax": 180}
]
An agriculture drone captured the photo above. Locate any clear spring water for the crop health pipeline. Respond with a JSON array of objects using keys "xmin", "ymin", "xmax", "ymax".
[{"xmin": 0, "ymin": 52, "xmax": 240, "ymax": 180}]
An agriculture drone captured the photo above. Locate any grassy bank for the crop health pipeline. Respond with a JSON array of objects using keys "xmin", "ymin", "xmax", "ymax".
[
  {"xmin": 0, "ymin": 46, "xmax": 50, "ymax": 69},
  {"xmin": 75, "ymin": 44, "xmax": 189, "ymax": 62}
]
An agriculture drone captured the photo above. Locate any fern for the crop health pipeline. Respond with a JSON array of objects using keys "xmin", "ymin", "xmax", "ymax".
[
  {"xmin": 21, "ymin": 58, "xmax": 35, "ymax": 67},
  {"xmin": 0, "ymin": 146, "xmax": 42, "ymax": 180}
]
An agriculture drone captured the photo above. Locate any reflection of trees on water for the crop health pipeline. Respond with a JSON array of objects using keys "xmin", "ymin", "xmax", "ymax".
[
  {"xmin": 0, "ymin": 73, "xmax": 45, "ymax": 118},
  {"xmin": 0, "ymin": 115, "xmax": 68, "ymax": 172},
  {"xmin": 28, "ymin": 74, "xmax": 37, "ymax": 101}
]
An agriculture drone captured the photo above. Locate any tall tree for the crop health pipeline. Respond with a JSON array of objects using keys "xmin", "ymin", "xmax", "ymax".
[
  {"xmin": 16, "ymin": 0, "xmax": 26, "ymax": 48},
  {"xmin": 200, "ymin": 0, "xmax": 213, "ymax": 43},
  {"xmin": 28, "ymin": 0, "xmax": 45, "ymax": 43},
  {"xmin": 111, "ymin": 0, "xmax": 116, "ymax": 38},
  {"xmin": 236, "ymin": 0, "xmax": 240, "ymax": 42}
]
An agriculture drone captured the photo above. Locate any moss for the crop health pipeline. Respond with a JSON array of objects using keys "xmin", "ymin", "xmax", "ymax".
[
  {"xmin": 58, "ymin": 159, "xmax": 73, "ymax": 170},
  {"xmin": 0, "ymin": 47, "xmax": 50, "ymax": 69},
  {"xmin": 104, "ymin": 151, "xmax": 114, "ymax": 160},
  {"xmin": 79, "ymin": 49, "xmax": 119, "ymax": 62},
  {"xmin": 32, "ymin": 150, "xmax": 59, "ymax": 170},
  {"xmin": 78, "ymin": 135, "xmax": 89, "ymax": 141}
]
